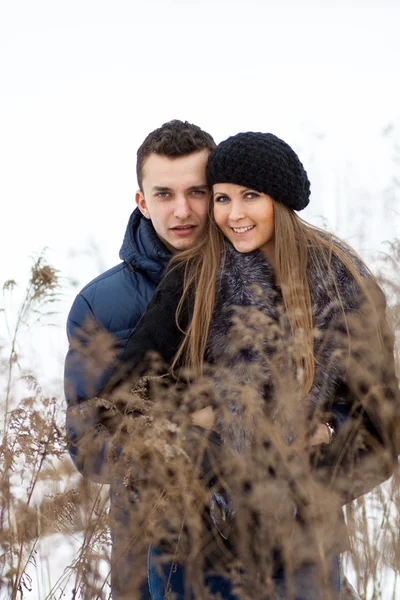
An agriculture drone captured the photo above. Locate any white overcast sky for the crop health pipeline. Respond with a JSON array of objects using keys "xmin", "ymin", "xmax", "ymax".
[
  {"xmin": 1, "ymin": 0, "xmax": 400, "ymax": 388},
  {"xmin": 1, "ymin": 4, "xmax": 400, "ymax": 596}
]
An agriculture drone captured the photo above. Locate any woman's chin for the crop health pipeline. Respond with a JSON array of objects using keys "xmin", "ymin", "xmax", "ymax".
[
  {"xmin": 230, "ymin": 239, "xmax": 258, "ymax": 254},
  {"xmin": 233, "ymin": 244, "xmax": 256, "ymax": 254}
]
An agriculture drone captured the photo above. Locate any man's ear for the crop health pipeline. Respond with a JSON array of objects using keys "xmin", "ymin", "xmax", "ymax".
[{"xmin": 135, "ymin": 190, "xmax": 150, "ymax": 218}]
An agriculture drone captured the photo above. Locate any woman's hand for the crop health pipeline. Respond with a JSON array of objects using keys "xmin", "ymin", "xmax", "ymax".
[
  {"xmin": 190, "ymin": 405, "xmax": 215, "ymax": 430},
  {"xmin": 189, "ymin": 409, "xmax": 331, "ymax": 444},
  {"xmin": 306, "ymin": 423, "xmax": 331, "ymax": 447}
]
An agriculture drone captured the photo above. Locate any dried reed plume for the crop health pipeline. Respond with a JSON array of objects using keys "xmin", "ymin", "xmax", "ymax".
[{"xmin": 1, "ymin": 246, "xmax": 399, "ymax": 599}]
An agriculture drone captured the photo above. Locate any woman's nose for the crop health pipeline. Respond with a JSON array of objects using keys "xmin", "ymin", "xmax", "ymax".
[{"xmin": 228, "ymin": 202, "xmax": 245, "ymax": 221}]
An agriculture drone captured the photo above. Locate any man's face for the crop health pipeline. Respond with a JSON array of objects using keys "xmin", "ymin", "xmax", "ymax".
[{"xmin": 136, "ymin": 150, "xmax": 210, "ymax": 253}]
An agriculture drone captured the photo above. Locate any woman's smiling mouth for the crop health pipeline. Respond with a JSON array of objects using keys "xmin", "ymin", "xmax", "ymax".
[{"xmin": 231, "ymin": 225, "xmax": 255, "ymax": 235}]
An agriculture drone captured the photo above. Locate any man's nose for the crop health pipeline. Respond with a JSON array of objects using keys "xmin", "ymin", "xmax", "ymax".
[{"xmin": 174, "ymin": 195, "xmax": 191, "ymax": 219}]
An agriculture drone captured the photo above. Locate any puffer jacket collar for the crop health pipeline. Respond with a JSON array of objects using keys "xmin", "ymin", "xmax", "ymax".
[{"xmin": 119, "ymin": 208, "xmax": 171, "ymax": 282}]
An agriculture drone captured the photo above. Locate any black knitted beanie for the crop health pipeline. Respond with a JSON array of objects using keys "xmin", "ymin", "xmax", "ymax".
[{"xmin": 206, "ymin": 132, "xmax": 310, "ymax": 211}]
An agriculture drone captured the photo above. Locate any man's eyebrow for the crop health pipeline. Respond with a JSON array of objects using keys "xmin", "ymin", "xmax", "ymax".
[
  {"xmin": 152, "ymin": 184, "xmax": 209, "ymax": 193},
  {"xmin": 187, "ymin": 184, "xmax": 209, "ymax": 191},
  {"xmin": 152, "ymin": 186, "xmax": 173, "ymax": 192}
]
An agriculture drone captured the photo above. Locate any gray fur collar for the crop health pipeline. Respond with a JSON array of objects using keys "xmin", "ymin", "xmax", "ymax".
[{"xmin": 205, "ymin": 241, "xmax": 370, "ymax": 452}]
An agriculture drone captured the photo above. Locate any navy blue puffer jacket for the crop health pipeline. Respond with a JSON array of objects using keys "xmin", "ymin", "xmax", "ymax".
[{"xmin": 64, "ymin": 208, "xmax": 171, "ymax": 482}]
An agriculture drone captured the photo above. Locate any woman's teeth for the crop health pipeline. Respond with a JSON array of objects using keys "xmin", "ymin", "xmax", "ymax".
[{"xmin": 232, "ymin": 226, "xmax": 255, "ymax": 233}]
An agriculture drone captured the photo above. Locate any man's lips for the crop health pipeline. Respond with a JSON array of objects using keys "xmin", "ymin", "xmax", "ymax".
[{"xmin": 170, "ymin": 225, "xmax": 198, "ymax": 236}]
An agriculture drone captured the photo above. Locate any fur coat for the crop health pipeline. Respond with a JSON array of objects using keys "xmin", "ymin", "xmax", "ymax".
[{"xmin": 115, "ymin": 240, "xmax": 399, "ymax": 504}]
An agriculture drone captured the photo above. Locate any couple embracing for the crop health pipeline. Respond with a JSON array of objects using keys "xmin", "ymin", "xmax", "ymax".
[{"xmin": 65, "ymin": 120, "xmax": 399, "ymax": 599}]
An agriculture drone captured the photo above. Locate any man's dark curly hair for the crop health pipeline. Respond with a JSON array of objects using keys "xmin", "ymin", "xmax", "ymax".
[{"xmin": 137, "ymin": 120, "xmax": 216, "ymax": 191}]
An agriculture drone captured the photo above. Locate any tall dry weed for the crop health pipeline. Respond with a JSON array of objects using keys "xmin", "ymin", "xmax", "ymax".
[
  {"xmin": 341, "ymin": 240, "xmax": 400, "ymax": 599},
  {"xmin": 70, "ymin": 242, "xmax": 399, "ymax": 599},
  {"xmin": 0, "ymin": 245, "xmax": 399, "ymax": 599}
]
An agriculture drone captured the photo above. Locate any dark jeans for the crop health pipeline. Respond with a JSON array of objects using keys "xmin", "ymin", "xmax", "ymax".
[{"xmin": 147, "ymin": 546, "xmax": 341, "ymax": 600}]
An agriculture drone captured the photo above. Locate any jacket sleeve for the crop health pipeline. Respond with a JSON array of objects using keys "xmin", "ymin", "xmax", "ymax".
[
  {"xmin": 64, "ymin": 293, "xmax": 120, "ymax": 483},
  {"xmin": 310, "ymin": 280, "xmax": 400, "ymax": 504},
  {"xmin": 104, "ymin": 265, "xmax": 188, "ymax": 392},
  {"xmin": 65, "ymin": 265, "xmax": 188, "ymax": 482},
  {"xmin": 64, "ymin": 293, "xmax": 116, "ymax": 403}
]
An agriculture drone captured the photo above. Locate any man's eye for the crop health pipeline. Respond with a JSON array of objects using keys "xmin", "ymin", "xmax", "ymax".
[
  {"xmin": 156, "ymin": 192, "xmax": 170, "ymax": 198},
  {"xmin": 190, "ymin": 190, "xmax": 206, "ymax": 196}
]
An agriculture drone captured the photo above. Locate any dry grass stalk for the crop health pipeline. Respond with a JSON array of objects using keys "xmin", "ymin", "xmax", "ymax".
[{"xmin": 0, "ymin": 246, "xmax": 399, "ymax": 599}]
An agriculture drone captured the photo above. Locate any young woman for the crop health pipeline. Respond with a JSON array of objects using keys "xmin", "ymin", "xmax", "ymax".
[{"xmin": 105, "ymin": 133, "xmax": 399, "ymax": 600}]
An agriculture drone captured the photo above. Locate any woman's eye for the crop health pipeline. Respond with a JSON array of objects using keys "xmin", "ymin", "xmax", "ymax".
[
  {"xmin": 215, "ymin": 195, "xmax": 229, "ymax": 203},
  {"xmin": 245, "ymin": 192, "xmax": 259, "ymax": 199}
]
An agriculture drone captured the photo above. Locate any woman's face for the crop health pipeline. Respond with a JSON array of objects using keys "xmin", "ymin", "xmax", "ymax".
[{"xmin": 213, "ymin": 184, "xmax": 275, "ymax": 256}]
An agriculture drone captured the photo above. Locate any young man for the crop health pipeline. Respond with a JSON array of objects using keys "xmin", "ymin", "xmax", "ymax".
[{"xmin": 64, "ymin": 120, "xmax": 215, "ymax": 598}]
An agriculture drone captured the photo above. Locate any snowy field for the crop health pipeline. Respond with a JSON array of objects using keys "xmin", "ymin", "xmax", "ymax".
[{"xmin": 1, "ymin": 1, "xmax": 400, "ymax": 598}]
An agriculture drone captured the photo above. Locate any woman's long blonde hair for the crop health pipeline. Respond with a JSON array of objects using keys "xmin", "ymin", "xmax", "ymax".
[{"xmin": 170, "ymin": 196, "xmax": 376, "ymax": 396}]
